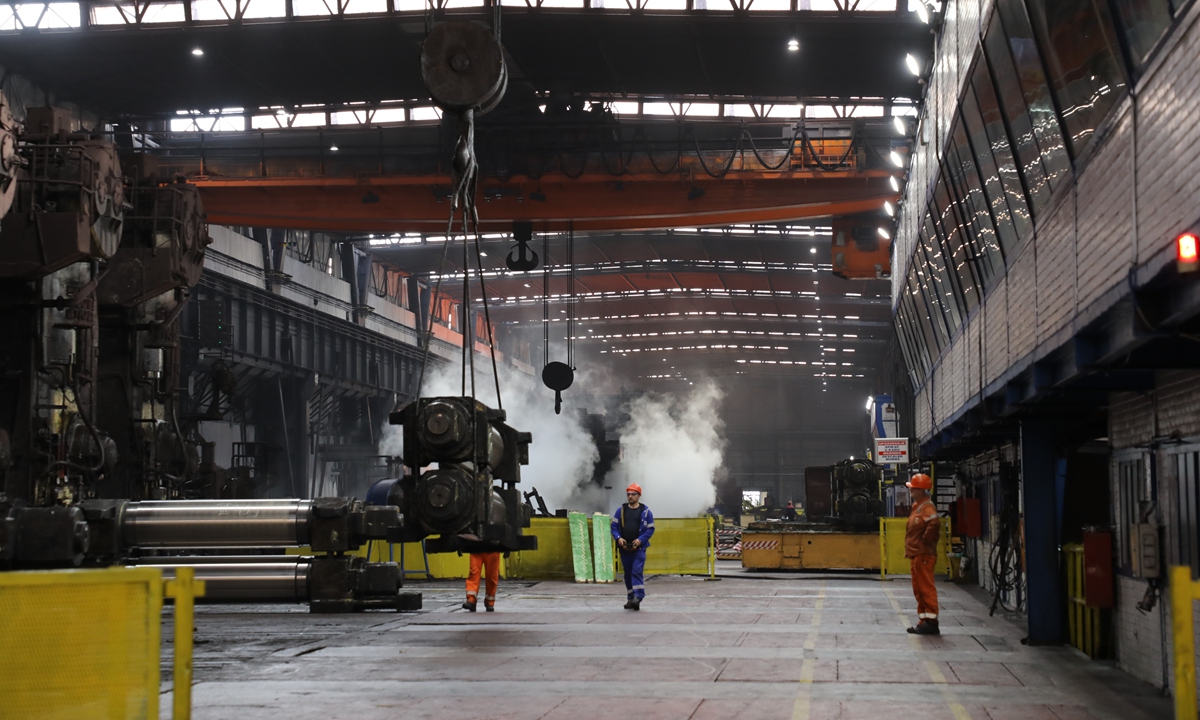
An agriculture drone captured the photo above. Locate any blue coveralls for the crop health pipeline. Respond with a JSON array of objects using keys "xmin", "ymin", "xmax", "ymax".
[{"xmin": 611, "ymin": 503, "xmax": 655, "ymax": 601}]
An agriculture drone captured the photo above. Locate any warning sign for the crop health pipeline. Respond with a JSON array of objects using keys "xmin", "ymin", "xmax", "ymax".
[{"xmin": 874, "ymin": 438, "xmax": 909, "ymax": 465}]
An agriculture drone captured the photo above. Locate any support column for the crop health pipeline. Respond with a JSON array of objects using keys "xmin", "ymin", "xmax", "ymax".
[{"xmin": 1021, "ymin": 418, "xmax": 1063, "ymax": 644}]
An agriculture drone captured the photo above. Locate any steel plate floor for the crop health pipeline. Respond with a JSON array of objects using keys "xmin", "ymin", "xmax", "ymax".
[{"xmin": 164, "ymin": 572, "xmax": 1172, "ymax": 720}]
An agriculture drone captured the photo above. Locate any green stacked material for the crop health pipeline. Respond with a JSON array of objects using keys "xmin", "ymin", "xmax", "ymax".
[
  {"xmin": 567, "ymin": 511, "xmax": 593, "ymax": 582},
  {"xmin": 591, "ymin": 513, "xmax": 615, "ymax": 582}
]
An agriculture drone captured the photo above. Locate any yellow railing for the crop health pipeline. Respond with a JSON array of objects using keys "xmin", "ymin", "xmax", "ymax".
[
  {"xmin": 1064, "ymin": 544, "xmax": 1103, "ymax": 658},
  {"xmin": 878, "ymin": 517, "xmax": 951, "ymax": 579},
  {"xmin": 0, "ymin": 567, "xmax": 205, "ymax": 720},
  {"xmin": 1170, "ymin": 565, "xmax": 1200, "ymax": 720}
]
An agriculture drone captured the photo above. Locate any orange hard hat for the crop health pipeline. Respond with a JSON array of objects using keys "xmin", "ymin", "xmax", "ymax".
[
  {"xmin": 906, "ymin": 473, "xmax": 933, "ymax": 490},
  {"xmin": 626, "ymin": 483, "xmax": 643, "ymax": 495}
]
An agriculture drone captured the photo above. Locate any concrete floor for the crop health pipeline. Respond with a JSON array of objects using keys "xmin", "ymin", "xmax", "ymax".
[{"xmin": 166, "ymin": 569, "xmax": 1172, "ymax": 720}]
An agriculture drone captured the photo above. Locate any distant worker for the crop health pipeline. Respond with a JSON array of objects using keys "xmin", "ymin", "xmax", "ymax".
[
  {"xmin": 905, "ymin": 473, "xmax": 942, "ymax": 634},
  {"xmin": 463, "ymin": 551, "xmax": 501, "ymax": 612},
  {"xmin": 611, "ymin": 483, "xmax": 655, "ymax": 610},
  {"xmin": 783, "ymin": 501, "xmax": 798, "ymax": 521}
]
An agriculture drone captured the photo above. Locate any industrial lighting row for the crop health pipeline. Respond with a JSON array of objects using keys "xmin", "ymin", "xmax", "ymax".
[
  {"xmin": 509, "ymin": 310, "xmax": 865, "ymax": 324},
  {"xmin": 500, "ymin": 288, "xmax": 886, "ymax": 303},
  {"xmin": 574, "ymin": 329, "xmax": 864, "ymax": 340}
]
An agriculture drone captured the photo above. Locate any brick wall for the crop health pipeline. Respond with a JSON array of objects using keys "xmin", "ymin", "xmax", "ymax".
[{"xmin": 1114, "ymin": 574, "xmax": 1167, "ymax": 687}]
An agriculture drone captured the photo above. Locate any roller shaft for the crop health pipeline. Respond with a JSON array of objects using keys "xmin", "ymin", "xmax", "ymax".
[
  {"xmin": 142, "ymin": 559, "xmax": 311, "ymax": 602},
  {"xmin": 121, "ymin": 500, "xmax": 312, "ymax": 548}
]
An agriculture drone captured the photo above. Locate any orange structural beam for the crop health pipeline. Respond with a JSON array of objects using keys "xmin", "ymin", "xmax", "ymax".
[{"xmin": 191, "ymin": 171, "xmax": 898, "ymax": 233}]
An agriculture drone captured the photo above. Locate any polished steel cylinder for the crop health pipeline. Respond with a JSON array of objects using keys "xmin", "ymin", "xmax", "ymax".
[
  {"xmin": 143, "ymin": 559, "xmax": 311, "ymax": 602},
  {"xmin": 121, "ymin": 500, "xmax": 312, "ymax": 548}
]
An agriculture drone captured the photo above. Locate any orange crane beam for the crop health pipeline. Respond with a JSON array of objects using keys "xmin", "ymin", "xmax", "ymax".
[{"xmin": 191, "ymin": 170, "xmax": 897, "ymax": 233}]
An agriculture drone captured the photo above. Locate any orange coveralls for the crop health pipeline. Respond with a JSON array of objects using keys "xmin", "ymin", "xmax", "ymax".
[
  {"xmin": 905, "ymin": 499, "xmax": 941, "ymax": 622},
  {"xmin": 466, "ymin": 552, "xmax": 500, "ymax": 608}
]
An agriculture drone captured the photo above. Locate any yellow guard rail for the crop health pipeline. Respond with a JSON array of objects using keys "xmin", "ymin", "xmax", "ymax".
[
  {"xmin": 1170, "ymin": 565, "xmax": 1200, "ymax": 720},
  {"xmin": 0, "ymin": 567, "xmax": 205, "ymax": 720}
]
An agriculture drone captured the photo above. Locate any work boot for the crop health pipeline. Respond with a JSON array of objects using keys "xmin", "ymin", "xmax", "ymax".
[
  {"xmin": 907, "ymin": 620, "xmax": 939, "ymax": 635},
  {"xmin": 623, "ymin": 600, "xmax": 635, "ymax": 610},
  {"xmin": 462, "ymin": 601, "xmax": 477, "ymax": 612},
  {"xmin": 485, "ymin": 605, "xmax": 495, "ymax": 612},
  {"xmin": 630, "ymin": 599, "xmax": 641, "ymax": 611}
]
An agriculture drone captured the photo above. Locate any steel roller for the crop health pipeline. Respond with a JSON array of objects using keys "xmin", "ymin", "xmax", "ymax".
[
  {"xmin": 120, "ymin": 499, "xmax": 312, "ymax": 548},
  {"xmin": 138, "ymin": 558, "xmax": 310, "ymax": 602}
]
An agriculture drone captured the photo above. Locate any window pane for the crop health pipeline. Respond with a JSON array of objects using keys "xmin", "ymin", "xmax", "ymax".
[
  {"xmin": 932, "ymin": 179, "xmax": 981, "ymax": 314},
  {"xmin": 1024, "ymin": 0, "xmax": 1128, "ymax": 159},
  {"xmin": 969, "ymin": 63, "xmax": 1034, "ymax": 244},
  {"xmin": 996, "ymin": 0, "xmax": 1073, "ymax": 189},
  {"xmin": 1112, "ymin": 0, "xmax": 1172, "ymax": 67},
  {"xmin": 904, "ymin": 293, "xmax": 934, "ymax": 374},
  {"xmin": 916, "ymin": 223, "xmax": 955, "ymax": 338},
  {"xmin": 909, "ymin": 266, "xmax": 946, "ymax": 354},
  {"xmin": 983, "ymin": 15, "xmax": 1053, "ymax": 215},
  {"xmin": 960, "ymin": 94, "xmax": 1021, "ymax": 258},
  {"xmin": 894, "ymin": 309, "xmax": 921, "ymax": 383},
  {"xmin": 942, "ymin": 148, "xmax": 997, "ymax": 291},
  {"xmin": 948, "ymin": 121, "xmax": 1005, "ymax": 280}
]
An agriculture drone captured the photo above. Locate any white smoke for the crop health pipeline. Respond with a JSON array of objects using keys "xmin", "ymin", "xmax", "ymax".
[{"xmin": 608, "ymin": 380, "xmax": 725, "ymax": 518}]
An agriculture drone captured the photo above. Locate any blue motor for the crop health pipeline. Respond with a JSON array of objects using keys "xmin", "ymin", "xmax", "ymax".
[{"xmin": 365, "ymin": 478, "xmax": 404, "ymax": 508}]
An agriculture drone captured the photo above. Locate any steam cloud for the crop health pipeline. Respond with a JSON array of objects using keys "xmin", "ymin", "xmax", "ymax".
[{"xmin": 377, "ymin": 359, "xmax": 725, "ymax": 518}]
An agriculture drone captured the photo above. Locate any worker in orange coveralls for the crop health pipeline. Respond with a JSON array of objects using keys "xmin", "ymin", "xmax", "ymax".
[
  {"xmin": 905, "ymin": 473, "xmax": 942, "ymax": 635},
  {"xmin": 463, "ymin": 552, "xmax": 500, "ymax": 612}
]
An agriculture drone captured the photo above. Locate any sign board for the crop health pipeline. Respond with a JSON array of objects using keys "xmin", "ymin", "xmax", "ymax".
[{"xmin": 873, "ymin": 438, "xmax": 909, "ymax": 465}]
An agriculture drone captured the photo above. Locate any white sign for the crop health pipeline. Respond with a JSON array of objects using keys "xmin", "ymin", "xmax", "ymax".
[{"xmin": 874, "ymin": 438, "xmax": 909, "ymax": 465}]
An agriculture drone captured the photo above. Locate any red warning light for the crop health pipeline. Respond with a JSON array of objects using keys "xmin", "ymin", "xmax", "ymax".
[{"xmin": 1179, "ymin": 232, "xmax": 1200, "ymax": 273}]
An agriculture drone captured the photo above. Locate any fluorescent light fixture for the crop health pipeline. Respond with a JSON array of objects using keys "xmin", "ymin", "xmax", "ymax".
[
  {"xmin": 905, "ymin": 54, "xmax": 920, "ymax": 76},
  {"xmin": 192, "ymin": 47, "xmax": 204, "ymax": 56},
  {"xmin": 894, "ymin": 116, "xmax": 905, "ymax": 134},
  {"xmin": 479, "ymin": 251, "xmax": 487, "ymax": 257},
  {"xmin": 877, "ymin": 227, "xmax": 891, "ymax": 240},
  {"xmin": 889, "ymin": 176, "xmax": 900, "ymax": 192},
  {"xmin": 788, "ymin": 38, "xmax": 800, "ymax": 52},
  {"xmin": 890, "ymin": 151, "xmax": 904, "ymax": 167},
  {"xmin": 884, "ymin": 201, "xmax": 894, "ymax": 216},
  {"xmin": 329, "ymin": 144, "xmax": 339, "ymax": 152}
]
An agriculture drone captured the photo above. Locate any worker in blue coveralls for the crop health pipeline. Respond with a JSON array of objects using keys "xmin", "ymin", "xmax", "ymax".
[{"xmin": 611, "ymin": 483, "xmax": 655, "ymax": 610}]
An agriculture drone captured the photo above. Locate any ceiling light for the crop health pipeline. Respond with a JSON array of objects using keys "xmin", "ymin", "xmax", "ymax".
[
  {"xmin": 191, "ymin": 47, "xmax": 204, "ymax": 56},
  {"xmin": 916, "ymin": 2, "xmax": 930, "ymax": 23},
  {"xmin": 479, "ymin": 251, "xmax": 487, "ymax": 257},
  {"xmin": 890, "ymin": 151, "xmax": 904, "ymax": 167},
  {"xmin": 788, "ymin": 38, "xmax": 800, "ymax": 52},
  {"xmin": 894, "ymin": 116, "xmax": 905, "ymax": 134},
  {"xmin": 889, "ymin": 176, "xmax": 900, "ymax": 192},
  {"xmin": 877, "ymin": 227, "xmax": 891, "ymax": 240},
  {"xmin": 884, "ymin": 201, "xmax": 894, "ymax": 216},
  {"xmin": 523, "ymin": 283, "xmax": 530, "ymax": 287},
  {"xmin": 810, "ymin": 247, "xmax": 817, "ymax": 254},
  {"xmin": 329, "ymin": 144, "xmax": 339, "ymax": 152},
  {"xmin": 905, "ymin": 54, "xmax": 921, "ymax": 76}
]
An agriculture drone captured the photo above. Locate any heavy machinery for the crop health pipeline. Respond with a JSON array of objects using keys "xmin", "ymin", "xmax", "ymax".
[{"xmin": 741, "ymin": 457, "xmax": 885, "ymax": 571}]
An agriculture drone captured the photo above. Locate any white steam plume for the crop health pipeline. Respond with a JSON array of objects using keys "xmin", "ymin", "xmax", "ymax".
[{"xmin": 608, "ymin": 381, "xmax": 725, "ymax": 517}]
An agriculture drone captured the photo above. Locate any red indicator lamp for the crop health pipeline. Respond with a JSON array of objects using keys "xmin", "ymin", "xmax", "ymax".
[{"xmin": 1179, "ymin": 232, "xmax": 1199, "ymax": 273}]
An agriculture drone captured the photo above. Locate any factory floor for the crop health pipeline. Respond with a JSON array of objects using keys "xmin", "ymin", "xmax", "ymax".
[{"xmin": 165, "ymin": 569, "xmax": 1172, "ymax": 720}]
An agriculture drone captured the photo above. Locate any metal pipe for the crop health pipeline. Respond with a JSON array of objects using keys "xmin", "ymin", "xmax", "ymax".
[
  {"xmin": 143, "ymin": 559, "xmax": 311, "ymax": 602},
  {"xmin": 121, "ymin": 500, "xmax": 312, "ymax": 548}
]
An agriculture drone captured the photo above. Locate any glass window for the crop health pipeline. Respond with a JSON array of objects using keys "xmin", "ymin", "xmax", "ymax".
[
  {"xmin": 894, "ymin": 308, "xmax": 923, "ymax": 384},
  {"xmin": 908, "ymin": 267, "xmax": 945, "ymax": 355},
  {"xmin": 959, "ymin": 95, "xmax": 1021, "ymax": 259},
  {"xmin": 996, "ymin": 0, "xmax": 1073, "ymax": 189},
  {"xmin": 983, "ymin": 16, "xmax": 1053, "ymax": 215},
  {"xmin": 948, "ymin": 121, "xmax": 1006, "ymax": 282},
  {"xmin": 931, "ymin": 180, "xmax": 982, "ymax": 315},
  {"xmin": 903, "ymin": 293, "xmax": 933, "ymax": 375},
  {"xmin": 919, "ymin": 220, "xmax": 963, "ymax": 335},
  {"xmin": 968, "ymin": 64, "xmax": 1035, "ymax": 245},
  {"xmin": 1024, "ymin": 0, "xmax": 1128, "ymax": 159},
  {"xmin": 1112, "ymin": 0, "xmax": 1173, "ymax": 67}
]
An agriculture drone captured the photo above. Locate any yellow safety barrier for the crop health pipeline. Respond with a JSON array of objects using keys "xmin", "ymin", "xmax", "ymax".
[
  {"xmin": 354, "ymin": 516, "xmax": 714, "ymax": 580},
  {"xmin": 1064, "ymin": 544, "xmax": 1103, "ymax": 658},
  {"xmin": 1169, "ymin": 565, "xmax": 1200, "ymax": 720},
  {"xmin": 878, "ymin": 517, "xmax": 951, "ymax": 580},
  {"xmin": 0, "ymin": 566, "xmax": 205, "ymax": 720}
]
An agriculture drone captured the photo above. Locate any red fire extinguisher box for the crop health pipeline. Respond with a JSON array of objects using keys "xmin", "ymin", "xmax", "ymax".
[{"xmin": 1082, "ymin": 530, "xmax": 1114, "ymax": 608}]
